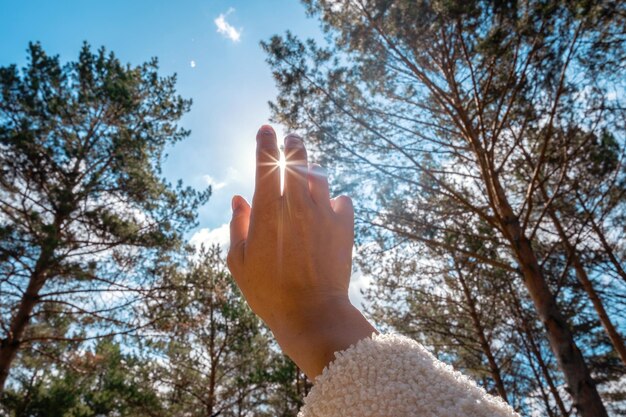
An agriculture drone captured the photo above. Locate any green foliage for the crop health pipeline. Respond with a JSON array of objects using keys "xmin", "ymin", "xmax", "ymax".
[
  {"xmin": 0, "ymin": 42, "xmax": 208, "ymax": 390},
  {"xmin": 1, "ymin": 246, "xmax": 307, "ymax": 417},
  {"xmin": 144, "ymin": 245, "xmax": 305, "ymax": 417},
  {"xmin": 0, "ymin": 42, "xmax": 308, "ymax": 417},
  {"xmin": 1, "ymin": 339, "xmax": 161, "ymax": 417}
]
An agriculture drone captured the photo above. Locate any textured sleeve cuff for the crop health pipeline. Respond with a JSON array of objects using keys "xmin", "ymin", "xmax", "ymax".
[{"xmin": 298, "ymin": 333, "xmax": 520, "ymax": 417}]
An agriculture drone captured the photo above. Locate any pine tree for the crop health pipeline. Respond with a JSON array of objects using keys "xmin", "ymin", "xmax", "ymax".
[
  {"xmin": 146, "ymin": 246, "xmax": 304, "ymax": 417},
  {"xmin": 0, "ymin": 42, "xmax": 209, "ymax": 392},
  {"xmin": 0, "ymin": 338, "xmax": 162, "ymax": 417}
]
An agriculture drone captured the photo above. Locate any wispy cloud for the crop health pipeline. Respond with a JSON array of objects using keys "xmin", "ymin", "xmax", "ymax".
[
  {"xmin": 214, "ymin": 8, "xmax": 241, "ymax": 42},
  {"xmin": 202, "ymin": 174, "xmax": 227, "ymax": 191}
]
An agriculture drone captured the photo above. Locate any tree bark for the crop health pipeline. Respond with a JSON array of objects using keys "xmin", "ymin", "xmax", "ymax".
[
  {"xmin": 0, "ymin": 217, "xmax": 61, "ymax": 392},
  {"xmin": 495, "ymin": 191, "xmax": 607, "ymax": 417},
  {"xmin": 0, "ymin": 271, "xmax": 47, "ymax": 391}
]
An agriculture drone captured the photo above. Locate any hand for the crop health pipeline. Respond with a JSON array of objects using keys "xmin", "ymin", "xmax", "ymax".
[{"xmin": 227, "ymin": 125, "xmax": 376, "ymax": 379}]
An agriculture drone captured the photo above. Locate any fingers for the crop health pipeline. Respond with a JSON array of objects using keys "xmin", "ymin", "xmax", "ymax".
[
  {"xmin": 227, "ymin": 195, "xmax": 251, "ymax": 271},
  {"xmin": 308, "ymin": 163, "xmax": 331, "ymax": 209},
  {"xmin": 331, "ymin": 195, "xmax": 354, "ymax": 227},
  {"xmin": 283, "ymin": 133, "xmax": 311, "ymax": 205},
  {"xmin": 253, "ymin": 125, "xmax": 281, "ymax": 207}
]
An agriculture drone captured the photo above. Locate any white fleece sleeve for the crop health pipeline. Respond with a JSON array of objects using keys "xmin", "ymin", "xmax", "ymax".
[{"xmin": 298, "ymin": 333, "xmax": 520, "ymax": 417}]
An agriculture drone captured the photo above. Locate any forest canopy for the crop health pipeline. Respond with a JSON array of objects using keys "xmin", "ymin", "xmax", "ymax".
[{"xmin": 1, "ymin": 1, "xmax": 626, "ymax": 416}]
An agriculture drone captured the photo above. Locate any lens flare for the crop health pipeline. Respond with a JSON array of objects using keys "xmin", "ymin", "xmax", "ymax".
[{"xmin": 278, "ymin": 147, "xmax": 286, "ymax": 195}]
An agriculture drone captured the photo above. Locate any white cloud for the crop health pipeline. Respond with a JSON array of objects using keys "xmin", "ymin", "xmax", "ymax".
[
  {"xmin": 202, "ymin": 174, "xmax": 227, "ymax": 191},
  {"xmin": 349, "ymin": 268, "xmax": 372, "ymax": 312},
  {"xmin": 225, "ymin": 166, "xmax": 241, "ymax": 182},
  {"xmin": 190, "ymin": 60, "xmax": 196, "ymax": 68},
  {"xmin": 214, "ymin": 9, "xmax": 241, "ymax": 42},
  {"xmin": 190, "ymin": 223, "xmax": 230, "ymax": 250}
]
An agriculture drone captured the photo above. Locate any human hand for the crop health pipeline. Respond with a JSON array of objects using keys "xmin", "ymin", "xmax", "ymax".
[{"xmin": 227, "ymin": 125, "xmax": 376, "ymax": 379}]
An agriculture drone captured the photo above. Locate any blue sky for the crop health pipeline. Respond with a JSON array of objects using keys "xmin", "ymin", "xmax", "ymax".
[
  {"xmin": 0, "ymin": 1, "xmax": 371, "ymax": 307},
  {"xmin": 0, "ymin": 0, "xmax": 323, "ymax": 245}
]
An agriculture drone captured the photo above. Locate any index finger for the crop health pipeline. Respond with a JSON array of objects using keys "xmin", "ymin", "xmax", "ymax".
[{"xmin": 252, "ymin": 125, "xmax": 281, "ymax": 206}]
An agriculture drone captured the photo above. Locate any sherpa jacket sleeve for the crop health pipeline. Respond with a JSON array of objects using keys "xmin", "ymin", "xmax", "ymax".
[{"xmin": 298, "ymin": 333, "xmax": 520, "ymax": 417}]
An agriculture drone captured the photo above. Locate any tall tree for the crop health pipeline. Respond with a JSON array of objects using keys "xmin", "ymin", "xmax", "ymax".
[
  {"xmin": 263, "ymin": 1, "xmax": 626, "ymax": 416},
  {"xmin": 147, "ymin": 246, "xmax": 270, "ymax": 417},
  {"xmin": 361, "ymin": 219, "xmax": 562, "ymax": 415},
  {"xmin": 0, "ymin": 43, "xmax": 209, "ymax": 391},
  {"xmin": 146, "ymin": 245, "xmax": 304, "ymax": 417}
]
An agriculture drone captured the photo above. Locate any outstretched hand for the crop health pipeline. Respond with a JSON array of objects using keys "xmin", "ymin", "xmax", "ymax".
[{"xmin": 227, "ymin": 125, "xmax": 376, "ymax": 379}]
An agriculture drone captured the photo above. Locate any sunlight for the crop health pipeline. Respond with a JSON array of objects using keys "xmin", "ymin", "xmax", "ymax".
[{"xmin": 278, "ymin": 146, "xmax": 286, "ymax": 195}]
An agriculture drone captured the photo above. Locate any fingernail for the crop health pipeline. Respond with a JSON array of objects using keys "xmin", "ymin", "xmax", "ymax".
[
  {"xmin": 285, "ymin": 133, "xmax": 303, "ymax": 146},
  {"xmin": 257, "ymin": 125, "xmax": 275, "ymax": 138},
  {"xmin": 231, "ymin": 196, "xmax": 241, "ymax": 212},
  {"xmin": 309, "ymin": 163, "xmax": 324, "ymax": 174}
]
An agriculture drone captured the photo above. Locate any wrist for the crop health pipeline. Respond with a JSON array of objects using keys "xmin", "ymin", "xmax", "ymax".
[{"xmin": 270, "ymin": 295, "xmax": 377, "ymax": 379}]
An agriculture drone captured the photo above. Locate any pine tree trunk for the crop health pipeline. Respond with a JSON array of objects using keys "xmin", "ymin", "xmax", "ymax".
[
  {"xmin": 539, "ymin": 187, "xmax": 626, "ymax": 365},
  {"xmin": 496, "ymin": 203, "xmax": 607, "ymax": 417},
  {"xmin": 0, "ymin": 271, "xmax": 46, "ymax": 391},
  {"xmin": 545, "ymin": 208, "xmax": 626, "ymax": 365},
  {"xmin": 508, "ymin": 283, "xmax": 570, "ymax": 416},
  {"xmin": 0, "ymin": 234, "xmax": 60, "ymax": 392},
  {"xmin": 456, "ymin": 267, "xmax": 509, "ymax": 403}
]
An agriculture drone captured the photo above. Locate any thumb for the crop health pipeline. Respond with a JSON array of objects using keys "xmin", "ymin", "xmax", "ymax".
[{"xmin": 227, "ymin": 195, "xmax": 251, "ymax": 271}]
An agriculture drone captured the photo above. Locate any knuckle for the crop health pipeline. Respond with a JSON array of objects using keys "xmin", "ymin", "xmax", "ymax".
[{"xmin": 284, "ymin": 133, "xmax": 303, "ymax": 145}]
